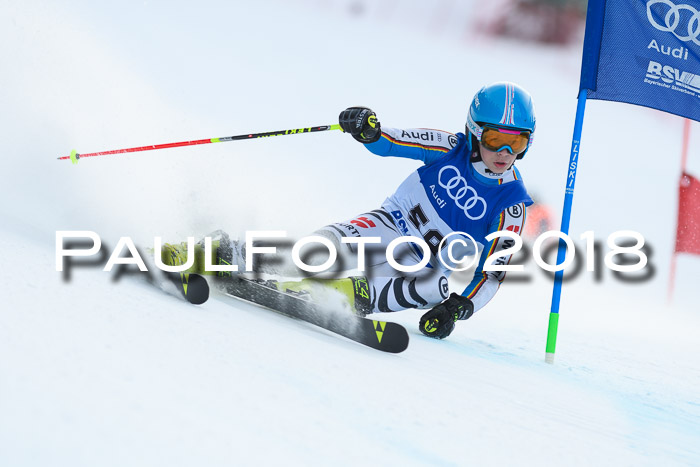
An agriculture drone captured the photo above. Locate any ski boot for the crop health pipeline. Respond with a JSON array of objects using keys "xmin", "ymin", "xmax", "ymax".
[
  {"xmin": 160, "ymin": 230, "xmax": 240, "ymax": 276},
  {"xmin": 273, "ymin": 276, "xmax": 372, "ymax": 316}
]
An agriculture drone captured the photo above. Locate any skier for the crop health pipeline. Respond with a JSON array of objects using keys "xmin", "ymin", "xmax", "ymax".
[{"xmin": 163, "ymin": 81, "xmax": 535, "ymax": 340}]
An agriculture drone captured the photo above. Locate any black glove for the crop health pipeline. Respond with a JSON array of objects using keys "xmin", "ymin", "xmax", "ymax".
[
  {"xmin": 339, "ymin": 107, "xmax": 381, "ymax": 143},
  {"xmin": 419, "ymin": 293, "xmax": 474, "ymax": 339}
]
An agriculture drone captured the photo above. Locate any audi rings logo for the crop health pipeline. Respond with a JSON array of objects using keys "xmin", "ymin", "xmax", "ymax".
[
  {"xmin": 437, "ymin": 165, "xmax": 487, "ymax": 220},
  {"xmin": 647, "ymin": 0, "xmax": 700, "ymax": 46}
]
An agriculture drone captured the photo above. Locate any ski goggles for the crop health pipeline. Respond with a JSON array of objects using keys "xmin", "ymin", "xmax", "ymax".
[{"xmin": 480, "ymin": 126, "xmax": 531, "ymax": 155}]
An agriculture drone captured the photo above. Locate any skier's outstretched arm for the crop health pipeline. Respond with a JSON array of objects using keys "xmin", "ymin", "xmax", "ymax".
[{"xmin": 339, "ymin": 106, "xmax": 454, "ymax": 164}]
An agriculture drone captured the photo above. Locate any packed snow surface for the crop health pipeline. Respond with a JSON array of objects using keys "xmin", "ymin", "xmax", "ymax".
[{"xmin": 2, "ymin": 1, "xmax": 699, "ymax": 465}]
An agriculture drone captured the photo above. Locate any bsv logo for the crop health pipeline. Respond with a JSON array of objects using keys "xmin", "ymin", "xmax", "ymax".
[
  {"xmin": 646, "ymin": 60, "xmax": 700, "ymax": 92},
  {"xmin": 437, "ymin": 165, "xmax": 487, "ymax": 221},
  {"xmin": 647, "ymin": 0, "xmax": 700, "ymax": 46}
]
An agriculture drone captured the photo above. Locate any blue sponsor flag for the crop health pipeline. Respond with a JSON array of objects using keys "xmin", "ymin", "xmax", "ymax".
[
  {"xmin": 581, "ymin": 0, "xmax": 700, "ymax": 120},
  {"xmin": 546, "ymin": 0, "xmax": 700, "ymax": 364}
]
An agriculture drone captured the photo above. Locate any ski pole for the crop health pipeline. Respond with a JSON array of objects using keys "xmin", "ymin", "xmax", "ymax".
[{"xmin": 58, "ymin": 124, "xmax": 342, "ymax": 164}]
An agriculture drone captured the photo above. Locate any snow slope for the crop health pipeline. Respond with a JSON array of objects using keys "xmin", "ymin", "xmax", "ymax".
[{"xmin": 2, "ymin": 1, "xmax": 700, "ymax": 465}]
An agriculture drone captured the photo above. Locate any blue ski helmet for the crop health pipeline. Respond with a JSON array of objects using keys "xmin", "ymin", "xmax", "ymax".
[{"xmin": 466, "ymin": 82, "xmax": 536, "ymax": 159}]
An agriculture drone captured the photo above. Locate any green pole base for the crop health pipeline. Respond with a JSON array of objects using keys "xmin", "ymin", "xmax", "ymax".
[{"xmin": 545, "ymin": 312, "xmax": 559, "ymax": 364}]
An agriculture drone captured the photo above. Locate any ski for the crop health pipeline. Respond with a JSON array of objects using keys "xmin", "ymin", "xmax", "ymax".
[
  {"xmin": 216, "ymin": 276, "xmax": 409, "ymax": 353},
  {"xmin": 163, "ymin": 272, "xmax": 210, "ymax": 305}
]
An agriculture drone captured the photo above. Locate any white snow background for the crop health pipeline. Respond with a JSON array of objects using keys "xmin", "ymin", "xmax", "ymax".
[{"xmin": 1, "ymin": 0, "xmax": 700, "ymax": 465}]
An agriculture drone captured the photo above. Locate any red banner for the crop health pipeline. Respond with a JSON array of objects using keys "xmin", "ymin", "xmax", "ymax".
[{"xmin": 675, "ymin": 172, "xmax": 700, "ymax": 256}]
